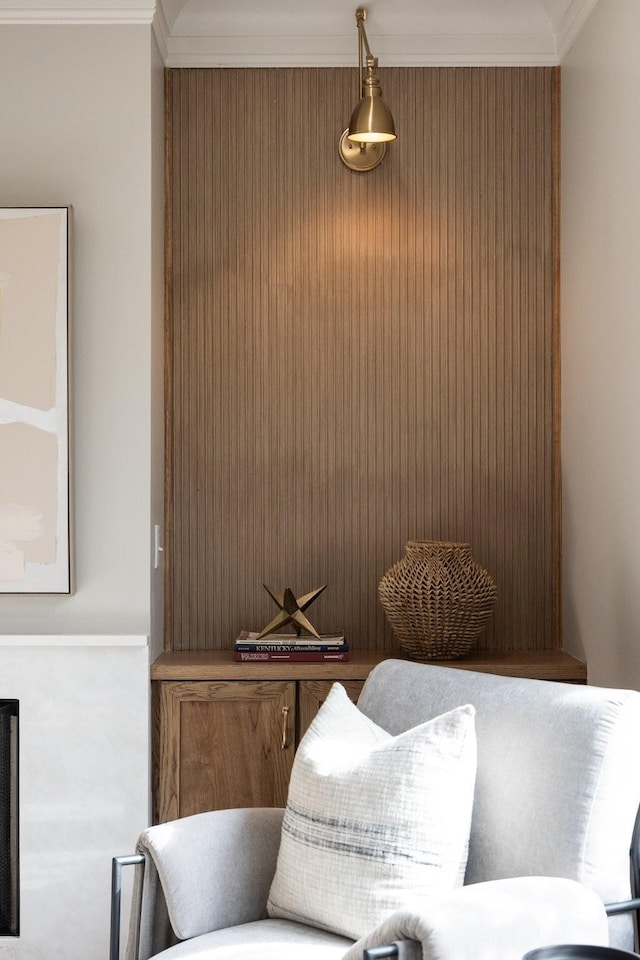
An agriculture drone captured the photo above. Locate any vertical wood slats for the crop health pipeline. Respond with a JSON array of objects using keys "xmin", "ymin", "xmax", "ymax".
[{"xmin": 166, "ymin": 67, "xmax": 559, "ymax": 653}]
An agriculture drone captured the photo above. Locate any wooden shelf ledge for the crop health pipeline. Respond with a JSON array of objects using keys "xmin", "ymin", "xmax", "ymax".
[{"xmin": 151, "ymin": 649, "xmax": 586, "ymax": 683}]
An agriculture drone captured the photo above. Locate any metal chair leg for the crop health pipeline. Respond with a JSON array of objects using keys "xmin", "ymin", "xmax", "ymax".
[{"xmin": 110, "ymin": 854, "xmax": 145, "ymax": 960}]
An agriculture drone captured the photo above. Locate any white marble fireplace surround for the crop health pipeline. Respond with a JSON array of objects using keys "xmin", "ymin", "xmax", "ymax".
[{"xmin": 0, "ymin": 636, "xmax": 150, "ymax": 960}]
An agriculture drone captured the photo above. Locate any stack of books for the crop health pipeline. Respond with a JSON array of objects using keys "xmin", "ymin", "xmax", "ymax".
[{"xmin": 234, "ymin": 631, "xmax": 349, "ymax": 662}]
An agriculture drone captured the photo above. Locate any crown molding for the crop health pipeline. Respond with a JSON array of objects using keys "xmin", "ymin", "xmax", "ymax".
[
  {"xmin": 164, "ymin": 33, "xmax": 559, "ymax": 68},
  {"xmin": 0, "ymin": 0, "xmax": 598, "ymax": 66},
  {"xmin": 556, "ymin": 0, "xmax": 599, "ymax": 60},
  {"xmin": 152, "ymin": 2, "xmax": 169, "ymax": 60},
  {"xmin": 0, "ymin": 5, "xmax": 154, "ymax": 24}
]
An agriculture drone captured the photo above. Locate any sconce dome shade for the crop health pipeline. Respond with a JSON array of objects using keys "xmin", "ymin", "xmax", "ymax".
[{"xmin": 347, "ymin": 91, "xmax": 396, "ymax": 143}]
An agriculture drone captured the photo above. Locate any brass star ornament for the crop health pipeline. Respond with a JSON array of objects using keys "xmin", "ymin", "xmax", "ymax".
[{"xmin": 257, "ymin": 583, "xmax": 327, "ymax": 640}]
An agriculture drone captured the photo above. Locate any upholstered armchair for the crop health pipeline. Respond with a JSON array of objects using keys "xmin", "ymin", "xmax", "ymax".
[{"xmin": 111, "ymin": 659, "xmax": 640, "ymax": 960}]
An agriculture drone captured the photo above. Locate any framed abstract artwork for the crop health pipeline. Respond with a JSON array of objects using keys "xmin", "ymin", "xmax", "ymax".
[{"xmin": 0, "ymin": 207, "xmax": 72, "ymax": 593}]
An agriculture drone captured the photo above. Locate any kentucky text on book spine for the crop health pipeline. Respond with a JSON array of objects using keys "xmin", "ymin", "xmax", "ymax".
[{"xmin": 235, "ymin": 643, "xmax": 349, "ymax": 653}]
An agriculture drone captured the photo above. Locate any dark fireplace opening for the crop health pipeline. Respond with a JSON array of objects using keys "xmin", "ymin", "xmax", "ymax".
[{"xmin": 0, "ymin": 700, "xmax": 18, "ymax": 937}]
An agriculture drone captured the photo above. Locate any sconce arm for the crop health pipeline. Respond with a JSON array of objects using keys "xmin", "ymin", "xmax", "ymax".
[{"xmin": 355, "ymin": 8, "xmax": 374, "ymax": 89}]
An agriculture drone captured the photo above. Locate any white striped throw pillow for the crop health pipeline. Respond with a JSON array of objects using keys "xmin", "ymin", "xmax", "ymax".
[{"xmin": 267, "ymin": 682, "xmax": 477, "ymax": 940}]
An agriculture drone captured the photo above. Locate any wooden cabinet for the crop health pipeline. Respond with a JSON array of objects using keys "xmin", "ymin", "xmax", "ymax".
[
  {"xmin": 153, "ymin": 680, "xmax": 296, "ymax": 823},
  {"xmin": 151, "ymin": 649, "xmax": 587, "ymax": 824},
  {"xmin": 152, "ymin": 655, "xmax": 388, "ymax": 823},
  {"xmin": 152, "ymin": 676, "xmax": 366, "ymax": 824}
]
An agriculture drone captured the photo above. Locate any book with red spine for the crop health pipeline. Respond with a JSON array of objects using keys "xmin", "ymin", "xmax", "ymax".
[{"xmin": 234, "ymin": 650, "xmax": 349, "ymax": 662}]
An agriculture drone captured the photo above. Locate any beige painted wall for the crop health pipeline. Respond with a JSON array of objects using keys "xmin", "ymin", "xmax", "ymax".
[
  {"xmin": 0, "ymin": 24, "xmax": 164, "ymax": 646},
  {"xmin": 0, "ymin": 26, "xmax": 163, "ymax": 953},
  {"xmin": 561, "ymin": 0, "xmax": 640, "ymax": 688}
]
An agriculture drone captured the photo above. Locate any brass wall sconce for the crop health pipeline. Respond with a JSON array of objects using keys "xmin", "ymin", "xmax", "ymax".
[{"xmin": 339, "ymin": 7, "xmax": 396, "ymax": 172}]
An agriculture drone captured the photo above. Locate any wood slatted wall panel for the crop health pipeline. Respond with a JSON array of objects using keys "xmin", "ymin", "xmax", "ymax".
[{"xmin": 166, "ymin": 67, "xmax": 559, "ymax": 653}]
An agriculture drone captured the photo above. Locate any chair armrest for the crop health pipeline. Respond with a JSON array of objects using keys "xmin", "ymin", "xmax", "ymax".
[
  {"xmin": 349, "ymin": 877, "xmax": 609, "ymax": 960},
  {"xmin": 128, "ymin": 807, "xmax": 284, "ymax": 959},
  {"xmin": 111, "ymin": 854, "xmax": 145, "ymax": 960}
]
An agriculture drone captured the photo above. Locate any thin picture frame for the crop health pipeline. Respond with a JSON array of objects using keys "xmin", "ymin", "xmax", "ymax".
[{"xmin": 0, "ymin": 206, "xmax": 72, "ymax": 594}]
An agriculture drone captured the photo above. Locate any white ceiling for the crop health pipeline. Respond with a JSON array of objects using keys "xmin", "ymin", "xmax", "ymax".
[{"xmin": 0, "ymin": 0, "xmax": 599, "ymax": 66}]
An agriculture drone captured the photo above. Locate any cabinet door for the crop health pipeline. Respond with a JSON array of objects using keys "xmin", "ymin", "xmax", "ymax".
[
  {"xmin": 297, "ymin": 679, "xmax": 365, "ymax": 741},
  {"xmin": 154, "ymin": 680, "xmax": 295, "ymax": 823}
]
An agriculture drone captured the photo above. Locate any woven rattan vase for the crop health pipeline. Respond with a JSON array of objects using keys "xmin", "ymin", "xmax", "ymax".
[{"xmin": 378, "ymin": 540, "xmax": 497, "ymax": 660}]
